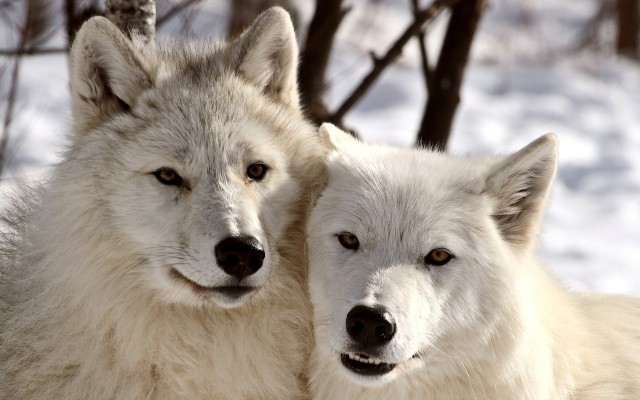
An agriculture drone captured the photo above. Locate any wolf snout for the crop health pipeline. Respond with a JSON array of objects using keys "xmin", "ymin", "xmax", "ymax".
[
  {"xmin": 214, "ymin": 236, "xmax": 265, "ymax": 280},
  {"xmin": 346, "ymin": 305, "xmax": 396, "ymax": 348}
]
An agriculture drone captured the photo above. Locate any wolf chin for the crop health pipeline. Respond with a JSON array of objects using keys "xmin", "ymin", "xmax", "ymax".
[
  {"xmin": 307, "ymin": 123, "xmax": 640, "ymax": 400},
  {"xmin": 0, "ymin": 8, "xmax": 325, "ymax": 399}
]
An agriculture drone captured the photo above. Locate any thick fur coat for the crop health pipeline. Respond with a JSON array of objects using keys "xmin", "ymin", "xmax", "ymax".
[
  {"xmin": 307, "ymin": 124, "xmax": 640, "ymax": 400},
  {"xmin": 0, "ymin": 8, "xmax": 324, "ymax": 399}
]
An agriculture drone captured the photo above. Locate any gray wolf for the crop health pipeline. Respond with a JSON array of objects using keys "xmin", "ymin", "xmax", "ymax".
[
  {"xmin": 0, "ymin": 8, "xmax": 324, "ymax": 399},
  {"xmin": 307, "ymin": 123, "xmax": 640, "ymax": 399}
]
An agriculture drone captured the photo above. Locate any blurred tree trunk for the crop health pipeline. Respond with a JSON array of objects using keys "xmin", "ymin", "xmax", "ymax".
[
  {"xmin": 105, "ymin": 0, "xmax": 156, "ymax": 40},
  {"xmin": 228, "ymin": 0, "xmax": 298, "ymax": 38},
  {"xmin": 65, "ymin": 0, "xmax": 102, "ymax": 45},
  {"xmin": 416, "ymin": 0, "xmax": 484, "ymax": 150},
  {"xmin": 299, "ymin": 0, "xmax": 348, "ymax": 124},
  {"xmin": 616, "ymin": 0, "xmax": 639, "ymax": 57}
]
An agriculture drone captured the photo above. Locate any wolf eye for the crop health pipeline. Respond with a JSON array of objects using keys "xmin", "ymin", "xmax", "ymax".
[
  {"xmin": 246, "ymin": 162, "xmax": 269, "ymax": 181},
  {"xmin": 337, "ymin": 232, "xmax": 359, "ymax": 250},
  {"xmin": 424, "ymin": 248, "xmax": 453, "ymax": 268},
  {"xmin": 153, "ymin": 167, "xmax": 184, "ymax": 187}
]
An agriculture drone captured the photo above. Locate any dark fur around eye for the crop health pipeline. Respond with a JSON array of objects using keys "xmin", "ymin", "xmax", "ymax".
[{"xmin": 153, "ymin": 167, "xmax": 184, "ymax": 187}]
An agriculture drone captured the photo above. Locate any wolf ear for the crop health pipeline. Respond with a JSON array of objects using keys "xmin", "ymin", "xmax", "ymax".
[
  {"xmin": 485, "ymin": 134, "xmax": 558, "ymax": 250},
  {"xmin": 69, "ymin": 16, "xmax": 153, "ymax": 133},
  {"xmin": 232, "ymin": 7, "xmax": 299, "ymax": 108},
  {"xmin": 318, "ymin": 123, "xmax": 359, "ymax": 151}
]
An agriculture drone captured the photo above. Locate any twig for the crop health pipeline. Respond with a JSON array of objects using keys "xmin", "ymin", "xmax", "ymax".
[
  {"xmin": 411, "ymin": 0, "xmax": 434, "ymax": 93},
  {"xmin": 1, "ymin": 36, "xmax": 23, "ymax": 178},
  {"xmin": 416, "ymin": 31, "xmax": 432, "ymax": 92},
  {"xmin": 156, "ymin": 0, "xmax": 202, "ymax": 28},
  {"xmin": 0, "ymin": 58, "xmax": 22, "ymax": 176},
  {"xmin": 575, "ymin": 1, "xmax": 616, "ymax": 51},
  {"xmin": 0, "ymin": 47, "xmax": 68, "ymax": 55},
  {"xmin": 329, "ymin": 0, "xmax": 456, "ymax": 124}
]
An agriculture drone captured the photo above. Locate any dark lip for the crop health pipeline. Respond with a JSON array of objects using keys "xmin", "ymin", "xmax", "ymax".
[
  {"xmin": 170, "ymin": 269, "xmax": 256, "ymax": 298},
  {"xmin": 340, "ymin": 353, "xmax": 397, "ymax": 376},
  {"xmin": 211, "ymin": 286, "xmax": 256, "ymax": 298}
]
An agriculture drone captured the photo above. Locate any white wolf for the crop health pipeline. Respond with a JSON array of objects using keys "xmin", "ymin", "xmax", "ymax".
[
  {"xmin": 0, "ymin": 8, "xmax": 325, "ymax": 399},
  {"xmin": 307, "ymin": 123, "xmax": 640, "ymax": 400}
]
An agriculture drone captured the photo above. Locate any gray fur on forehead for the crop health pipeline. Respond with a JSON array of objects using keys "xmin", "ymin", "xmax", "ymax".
[{"xmin": 124, "ymin": 38, "xmax": 233, "ymax": 88}]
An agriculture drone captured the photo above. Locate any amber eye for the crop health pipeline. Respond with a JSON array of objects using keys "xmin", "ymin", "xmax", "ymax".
[
  {"xmin": 153, "ymin": 167, "xmax": 184, "ymax": 187},
  {"xmin": 424, "ymin": 248, "xmax": 453, "ymax": 268},
  {"xmin": 246, "ymin": 162, "xmax": 269, "ymax": 181},
  {"xmin": 337, "ymin": 232, "xmax": 360, "ymax": 250}
]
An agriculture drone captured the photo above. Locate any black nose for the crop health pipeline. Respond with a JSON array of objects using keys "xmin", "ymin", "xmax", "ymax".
[
  {"xmin": 346, "ymin": 305, "xmax": 396, "ymax": 348},
  {"xmin": 214, "ymin": 236, "xmax": 265, "ymax": 280}
]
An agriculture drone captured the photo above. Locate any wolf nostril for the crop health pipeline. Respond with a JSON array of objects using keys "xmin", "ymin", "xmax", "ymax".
[
  {"xmin": 214, "ymin": 236, "xmax": 265, "ymax": 280},
  {"xmin": 375, "ymin": 325, "xmax": 392, "ymax": 338},
  {"xmin": 220, "ymin": 254, "xmax": 239, "ymax": 267},
  {"xmin": 347, "ymin": 319, "xmax": 365, "ymax": 335},
  {"xmin": 346, "ymin": 305, "xmax": 396, "ymax": 348},
  {"xmin": 249, "ymin": 253, "xmax": 265, "ymax": 270}
]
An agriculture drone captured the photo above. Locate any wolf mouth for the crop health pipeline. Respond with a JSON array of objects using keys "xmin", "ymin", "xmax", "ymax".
[
  {"xmin": 340, "ymin": 352, "xmax": 396, "ymax": 376},
  {"xmin": 170, "ymin": 268, "xmax": 257, "ymax": 299},
  {"xmin": 212, "ymin": 286, "xmax": 256, "ymax": 298}
]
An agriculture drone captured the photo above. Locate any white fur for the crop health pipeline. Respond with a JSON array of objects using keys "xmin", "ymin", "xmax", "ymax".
[
  {"xmin": 307, "ymin": 123, "xmax": 640, "ymax": 400},
  {"xmin": 0, "ymin": 8, "xmax": 325, "ymax": 399}
]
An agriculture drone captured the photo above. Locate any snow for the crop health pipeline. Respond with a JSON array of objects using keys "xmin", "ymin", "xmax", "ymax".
[{"xmin": 1, "ymin": 0, "xmax": 638, "ymax": 294}]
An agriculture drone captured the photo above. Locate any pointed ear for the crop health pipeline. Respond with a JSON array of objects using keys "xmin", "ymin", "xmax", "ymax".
[
  {"xmin": 485, "ymin": 134, "xmax": 558, "ymax": 250},
  {"xmin": 318, "ymin": 123, "xmax": 359, "ymax": 151},
  {"xmin": 69, "ymin": 16, "xmax": 153, "ymax": 133},
  {"xmin": 232, "ymin": 7, "xmax": 299, "ymax": 108}
]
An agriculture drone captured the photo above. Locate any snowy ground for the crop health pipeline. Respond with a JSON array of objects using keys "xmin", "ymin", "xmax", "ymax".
[{"xmin": 1, "ymin": 0, "xmax": 638, "ymax": 294}]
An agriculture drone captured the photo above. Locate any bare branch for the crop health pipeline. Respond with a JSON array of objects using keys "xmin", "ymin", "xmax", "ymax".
[
  {"xmin": 411, "ymin": 0, "xmax": 434, "ymax": 93},
  {"xmin": 575, "ymin": 1, "xmax": 616, "ymax": 51},
  {"xmin": 329, "ymin": 0, "xmax": 456, "ymax": 125},
  {"xmin": 22, "ymin": 0, "xmax": 57, "ymax": 47},
  {"xmin": 416, "ymin": 31, "xmax": 433, "ymax": 92},
  {"xmin": 299, "ymin": 0, "xmax": 349, "ymax": 124},
  {"xmin": 0, "ymin": 47, "xmax": 68, "ymax": 56},
  {"xmin": 0, "ymin": 58, "xmax": 21, "ymax": 176}
]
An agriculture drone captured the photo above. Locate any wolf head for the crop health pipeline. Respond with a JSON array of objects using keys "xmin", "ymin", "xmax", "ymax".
[
  {"xmin": 308, "ymin": 124, "xmax": 557, "ymax": 387},
  {"xmin": 62, "ymin": 8, "xmax": 318, "ymax": 309}
]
